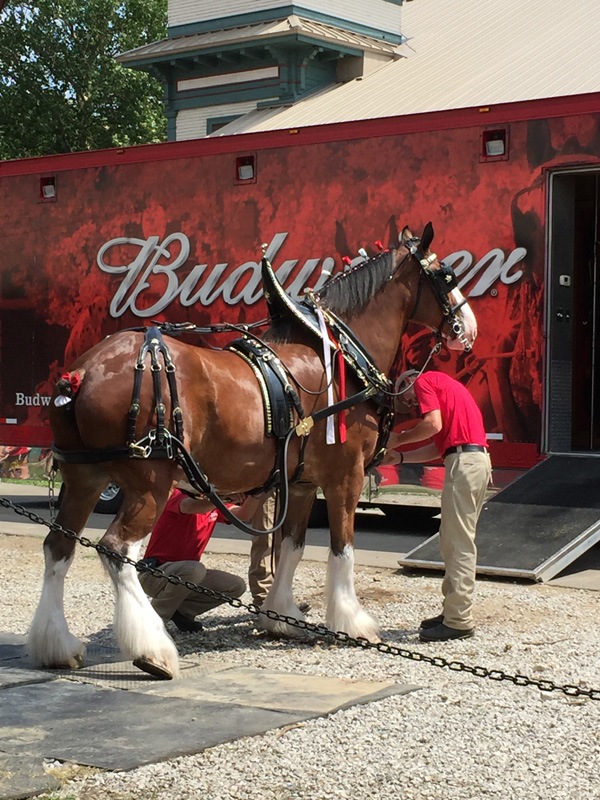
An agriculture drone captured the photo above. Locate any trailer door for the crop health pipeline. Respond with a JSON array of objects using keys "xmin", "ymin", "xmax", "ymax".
[{"xmin": 548, "ymin": 169, "xmax": 600, "ymax": 453}]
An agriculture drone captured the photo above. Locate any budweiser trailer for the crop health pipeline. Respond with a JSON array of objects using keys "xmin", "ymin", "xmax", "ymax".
[{"xmin": 1, "ymin": 96, "xmax": 600, "ymax": 565}]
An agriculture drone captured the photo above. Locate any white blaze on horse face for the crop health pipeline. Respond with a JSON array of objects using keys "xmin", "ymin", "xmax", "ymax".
[{"xmin": 445, "ymin": 287, "xmax": 478, "ymax": 351}]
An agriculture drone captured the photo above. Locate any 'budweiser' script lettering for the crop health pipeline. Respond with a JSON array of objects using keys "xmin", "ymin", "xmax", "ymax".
[{"xmin": 97, "ymin": 233, "xmax": 527, "ymax": 319}]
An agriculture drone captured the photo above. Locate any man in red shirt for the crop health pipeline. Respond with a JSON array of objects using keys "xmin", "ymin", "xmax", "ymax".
[
  {"xmin": 139, "ymin": 483, "xmax": 265, "ymax": 633},
  {"xmin": 384, "ymin": 369, "xmax": 492, "ymax": 642}
]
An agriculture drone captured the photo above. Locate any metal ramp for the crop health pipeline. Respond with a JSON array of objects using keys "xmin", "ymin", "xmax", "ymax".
[{"xmin": 398, "ymin": 454, "xmax": 600, "ymax": 582}]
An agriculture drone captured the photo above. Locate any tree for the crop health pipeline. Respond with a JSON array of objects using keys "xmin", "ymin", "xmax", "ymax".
[{"xmin": 0, "ymin": 0, "xmax": 167, "ymax": 159}]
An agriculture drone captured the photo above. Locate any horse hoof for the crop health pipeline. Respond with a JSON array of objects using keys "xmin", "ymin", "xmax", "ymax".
[
  {"xmin": 133, "ymin": 656, "xmax": 174, "ymax": 680},
  {"xmin": 43, "ymin": 652, "xmax": 86, "ymax": 670},
  {"xmin": 72, "ymin": 652, "xmax": 85, "ymax": 669}
]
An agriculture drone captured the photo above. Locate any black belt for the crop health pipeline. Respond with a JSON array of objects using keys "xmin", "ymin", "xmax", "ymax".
[{"xmin": 443, "ymin": 444, "xmax": 487, "ymax": 459}]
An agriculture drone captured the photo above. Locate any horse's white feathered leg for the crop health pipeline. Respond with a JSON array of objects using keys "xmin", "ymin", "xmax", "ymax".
[
  {"xmin": 326, "ymin": 545, "xmax": 380, "ymax": 642},
  {"xmin": 28, "ymin": 547, "xmax": 85, "ymax": 669},
  {"xmin": 259, "ymin": 536, "xmax": 305, "ymax": 637},
  {"xmin": 100, "ymin": 541, "xmax": 180, "ymax": 678}
]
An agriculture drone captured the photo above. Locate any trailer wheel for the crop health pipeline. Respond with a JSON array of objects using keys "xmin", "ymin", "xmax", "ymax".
[
  {"xmin": 95, "ymin": 482, "xmax": 123, "ymax": 515},
  {"xmin": 54, "ymin": 482, "xmax": 123, "ymax": 514}
]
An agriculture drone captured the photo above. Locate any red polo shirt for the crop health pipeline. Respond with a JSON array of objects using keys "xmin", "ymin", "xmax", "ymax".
[
  {"xmin": 414, "ymin": 372, "xmax": 487, "ymax": 457},
  {"xmin": 144, "ymin": 489, "xmax": 230, "ymax": 564}
]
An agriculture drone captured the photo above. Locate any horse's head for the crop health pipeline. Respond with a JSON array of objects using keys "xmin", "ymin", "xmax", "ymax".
[{"xmin": 401, "ymin": 223, "xmax": 477, "ymax": 352}]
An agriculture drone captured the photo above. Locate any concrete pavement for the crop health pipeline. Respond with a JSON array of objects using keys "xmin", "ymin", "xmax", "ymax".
[{"xmin": 1, "ymin": 480, "xmax": 599, "ymax": 590}]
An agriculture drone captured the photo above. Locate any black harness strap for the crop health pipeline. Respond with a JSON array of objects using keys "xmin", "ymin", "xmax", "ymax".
[
  {"xmin": 165, "ymin": 363, "xmax": 184, "ymax": 442},
  {"xmin": 127, "ymin": 364, "xmax": 145, "ymax": 445},
  {"xmin": 128, "ymin": 327, "xmax": 178, "ymax": 447},
  {"xmin": 294, "ymin": 384, "xmax": 393, "ymax": 473},
  {"xmin": 295, "ymin": 385, "xmax": 378, "ymax": 435},
  {"xmin": 171, "ymin": 433, "xmax": 294, "ymax": 536},
  {"xmin": 226, "ymin": 336, "xmax": 304, "ymax": 438},
  {"xmin": 52, "ymin": 444, "xmax": 133, "ymax": 464},
  {"xmin": 367, "ymin": 405, "xmax": 395, "ymax": 472},
  {"xmin": 53, "ymin": 327, "xmax": 183, "ymax": 465}
]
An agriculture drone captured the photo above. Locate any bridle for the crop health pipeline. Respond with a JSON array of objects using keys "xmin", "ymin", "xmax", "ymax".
[{"xmin": 403, "ymin": 236, "xmax": 473, "ymax": 353}]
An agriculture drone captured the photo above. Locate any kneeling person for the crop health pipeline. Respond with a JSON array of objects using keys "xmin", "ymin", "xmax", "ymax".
[{"xmin": 140, "ymin": 482, "xmax": 264, "ymax": 632}]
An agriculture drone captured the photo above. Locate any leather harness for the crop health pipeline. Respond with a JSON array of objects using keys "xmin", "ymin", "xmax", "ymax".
[{"xmin": 52, "ymin": 240, "xmax": 466, "ymax": 534}]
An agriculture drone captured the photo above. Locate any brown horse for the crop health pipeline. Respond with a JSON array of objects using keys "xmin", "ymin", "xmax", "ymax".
[{"xmin": 28, "ymin": 224, "xmax": 477, "ymax": 678}]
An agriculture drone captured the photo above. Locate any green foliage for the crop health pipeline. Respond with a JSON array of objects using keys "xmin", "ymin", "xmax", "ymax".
[{"xmin": 0, "ymin": 0, "xmax": 168, "ymax": 158}]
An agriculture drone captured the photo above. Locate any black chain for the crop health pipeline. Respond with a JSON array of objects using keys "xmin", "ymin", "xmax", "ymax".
[{"xmin": 1, "ymin": 495, "xmax": 598, "ymax": 702}]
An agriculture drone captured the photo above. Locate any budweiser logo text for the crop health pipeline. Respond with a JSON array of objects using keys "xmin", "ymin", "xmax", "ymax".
[{"xmin": 97, "ymin": 232, "xmax": 527, "ymax": 319}]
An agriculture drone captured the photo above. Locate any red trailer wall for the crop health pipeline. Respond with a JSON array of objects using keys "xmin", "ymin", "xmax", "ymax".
[{"xmin": 1, "ymin": 106, "xmax": 599, "ymax": 467}]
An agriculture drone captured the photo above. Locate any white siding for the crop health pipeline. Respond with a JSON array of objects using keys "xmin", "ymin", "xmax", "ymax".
[
  {"xmin": 169, "ymin": 0, "xmax": 401, "ymax": 36},
  {"xmin": 175, "ymin": 100, "xmax": 275, "ymax": 141},
  {"xmin": 296, "ymin": 0, "xmax": 401, "ymax": 36},
  {"xmin": 171, "ymin": 0, "xmax": 289, "ymax": 28},
  {"xmin": 177, "ymin": 66, "xmax": 279, "ymax": 92}
]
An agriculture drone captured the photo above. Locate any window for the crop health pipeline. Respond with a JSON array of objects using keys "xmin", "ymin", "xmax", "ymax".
[{"xmin": 207, "ymin": 115, "xmax": 241, "ymax": 134}]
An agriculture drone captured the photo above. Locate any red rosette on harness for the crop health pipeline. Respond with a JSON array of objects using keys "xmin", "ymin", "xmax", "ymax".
[{"xmin": 55, "ymin": 372, "xmax": 81, "ymax": 403}]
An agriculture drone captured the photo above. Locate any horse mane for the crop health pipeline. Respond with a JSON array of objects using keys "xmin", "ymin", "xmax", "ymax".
[
  {"xmin": 264, "ymin": 248, "xmax": 400, "ymax": 344},
  {"xmin": 315, "ymin": 248, "xmax": 398, "ymax": 318}
]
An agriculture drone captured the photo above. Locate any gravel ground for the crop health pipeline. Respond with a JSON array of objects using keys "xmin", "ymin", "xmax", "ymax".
[{"xmin": 1, "ymin": 531, "xmax": 599, "ymax": 800}]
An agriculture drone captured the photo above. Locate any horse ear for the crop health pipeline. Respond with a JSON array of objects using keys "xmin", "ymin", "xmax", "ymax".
[
  {"xmin": 400, "ymin": 225, "xmax": 413, "ymax": 244},
  {"xmin": 421, "ymin": 222, "xmax": 434, "ymax": 252},
  {"xmin": 386, "ymin": 215, "xmax": 399, "ymax": 247}
]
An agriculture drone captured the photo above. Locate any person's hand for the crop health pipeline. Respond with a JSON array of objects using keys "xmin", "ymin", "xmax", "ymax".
[{"xmin": 381, "ymin": 449, "xmax": 403, "ymax": 466}]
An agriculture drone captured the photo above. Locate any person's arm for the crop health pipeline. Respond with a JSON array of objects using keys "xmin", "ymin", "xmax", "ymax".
[
  {"xmin": 229, "ymin": 493, "xmax": 269, "ymax": 523},
  {"xmin": 179, "ymin": 492, "xmax": 267, "ymax": 520},
  {"xmin": 401, "ymin": 442, "xmax": 441, "ymax": 463},
  {"xmin": 179, "ymin": 496, "xmax": 219, "ymax": 515},
  {"xmin": 384, "ymin": 410, "xmax": 443, "ymax": 466},
  {"xmin": 388, "ymin": 410, "xmax": 442, "ymax": 448},
  {"xmin": 382, "ymin": 441, "xmax": 440, "ymax": 465}
]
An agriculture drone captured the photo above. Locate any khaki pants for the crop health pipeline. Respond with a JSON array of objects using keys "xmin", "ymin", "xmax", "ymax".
[
  {"xmin": 248, "ymin": 493, "xmax": 281, "ymax": 605},
  {"xmin": 140, "ymin": 561, "xmax": 246, "ymax": 623},
  {"xmin": 439, "ymin": 450, "xmax": 492, "ymax": 629}
]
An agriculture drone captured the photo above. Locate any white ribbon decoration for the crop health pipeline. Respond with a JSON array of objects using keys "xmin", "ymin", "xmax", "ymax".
[{"xmin": 316, "ymin": 309, "xmax": 336, "ymax": 445}]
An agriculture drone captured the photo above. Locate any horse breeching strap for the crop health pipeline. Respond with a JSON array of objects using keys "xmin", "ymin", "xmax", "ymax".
[
  {"xmin": 52, "ymin": 327, "xmax": 183, "ymax": 465},
  {"xmin": 52, "ymin": 327, "xmax": 297, "ymax": 536},
  {"xmin": 52, "ymin": 315, "xmax": 392, "ymax": 532}
]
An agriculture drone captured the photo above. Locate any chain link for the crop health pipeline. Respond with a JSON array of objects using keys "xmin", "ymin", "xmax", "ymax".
[{"xmin": 1, "ymin": 494, "xmax": 598, "ymax": 702}]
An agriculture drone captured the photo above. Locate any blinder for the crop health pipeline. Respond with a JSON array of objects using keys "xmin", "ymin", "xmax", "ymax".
[{"xmin": 427, "ymin": 263, "xmax": 458, "ymax": 299}]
